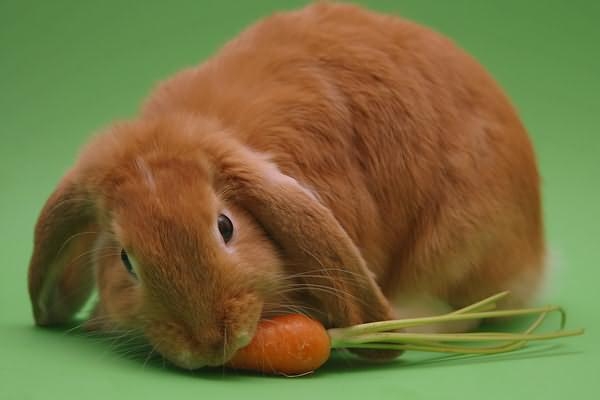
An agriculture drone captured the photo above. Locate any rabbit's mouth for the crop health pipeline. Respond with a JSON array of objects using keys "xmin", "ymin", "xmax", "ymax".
[
  {"xmin": 142, "ymin": 293, "xmax": 264, "ymax": 370},
  {"xmin": 169, "ymin": 351, "xmax": 208, "ymax": 370},
  {"xmin": 145, "ymin": 322, "xmax": 255, "ymax": 370}
]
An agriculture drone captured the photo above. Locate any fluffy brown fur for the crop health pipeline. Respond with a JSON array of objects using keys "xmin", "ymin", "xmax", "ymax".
[{"xmin": 28, "ymin": 3, "xmax": 544, "ymax": 369}]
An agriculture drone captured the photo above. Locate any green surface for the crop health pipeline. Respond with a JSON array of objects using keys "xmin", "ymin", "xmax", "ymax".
[{"xmin": 1, "ymin": 0, "xmax": 598, "ymax": 398}]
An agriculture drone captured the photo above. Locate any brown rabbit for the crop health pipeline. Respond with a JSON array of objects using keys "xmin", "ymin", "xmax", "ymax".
[{"xmin": 27, "ymin": 3, "xmax": 545, "ymax": 369}]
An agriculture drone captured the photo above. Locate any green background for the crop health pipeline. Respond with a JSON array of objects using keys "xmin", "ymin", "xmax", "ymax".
[{"xmin": 1, "ymin": 1, "xmax": 598, "ymax": 398}]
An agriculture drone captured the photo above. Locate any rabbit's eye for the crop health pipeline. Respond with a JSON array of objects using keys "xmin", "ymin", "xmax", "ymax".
[
  {"xmin": 218, "ymin": 214, "xmax": 234, "ymax": 243},
  {"xmin": 120, "ymin": 249, "xmax": 137, "ymax": 278}
]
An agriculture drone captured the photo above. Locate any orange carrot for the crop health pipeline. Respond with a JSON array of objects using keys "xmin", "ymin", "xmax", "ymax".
[{"xmin": 227, "ymin": 314, "xmax": 330, "ymax": 375}]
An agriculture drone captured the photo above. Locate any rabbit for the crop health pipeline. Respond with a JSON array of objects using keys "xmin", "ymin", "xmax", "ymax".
[{"xmin": 27, "ymin": 3, "xmax": 545, "ymax": 369}]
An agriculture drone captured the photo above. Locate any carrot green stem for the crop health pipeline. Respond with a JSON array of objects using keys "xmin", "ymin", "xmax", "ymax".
[
  {"xmin": 328, "ymin": 306, "xmax": 564, "ymax": 340},
  {"xmin": 333, "ymin": 338, "xmax": 541, "ymax": 354},
  {"xmin": 451, "ymin": 291, "xmax": 509, "ymax": 314},
  {"xmin": 327, "ymin": 291, "xmax": 584, "ymax": 354},
  {"xmin": 374, "ymin": 311, "xmax": 550, "ymax": 353},
  {"xmin": 332, "ymin": 328, "xmax": 584, "ymax": 346}
]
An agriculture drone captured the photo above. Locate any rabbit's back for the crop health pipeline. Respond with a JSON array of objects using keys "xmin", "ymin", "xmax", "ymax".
[{"xmin": 143, "ymin": 3, "xmax": 544, "ymax": 306}]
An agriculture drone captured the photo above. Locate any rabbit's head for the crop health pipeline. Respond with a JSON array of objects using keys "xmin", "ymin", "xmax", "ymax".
[{"xmin": 28, "ymin": 115, "xmax": 395, "ymax": 368}]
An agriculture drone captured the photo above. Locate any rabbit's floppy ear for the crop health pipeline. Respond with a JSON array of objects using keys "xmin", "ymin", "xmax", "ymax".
[
  {"xmin": 28, "ymin": 169, "xmax": 99, "ymax": 326},
  {"xmin": 218, "ymin": 144, "xmax": 395, "ymax": 328}
]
